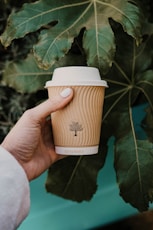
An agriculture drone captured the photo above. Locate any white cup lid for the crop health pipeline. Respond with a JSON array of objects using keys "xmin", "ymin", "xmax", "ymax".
[{"xmin": 45, "ymin": 66, "xmax": 108, "ymax": 87}]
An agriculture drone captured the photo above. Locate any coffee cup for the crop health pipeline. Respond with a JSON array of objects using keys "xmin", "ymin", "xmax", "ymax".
[{"xmin": 45, "ymin": 66, "xmax": 108, "ymax": 155}]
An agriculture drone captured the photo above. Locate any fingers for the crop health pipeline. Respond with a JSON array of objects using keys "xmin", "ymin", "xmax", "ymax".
[{"xmin": 30, "ymin": 88, "xmax": 73, "ymax": 121}]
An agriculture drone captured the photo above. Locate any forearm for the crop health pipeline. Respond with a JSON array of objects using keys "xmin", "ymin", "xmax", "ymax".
[{"xmin": 0, "ymin": 146, "xmax": 30, "ymax": 229}]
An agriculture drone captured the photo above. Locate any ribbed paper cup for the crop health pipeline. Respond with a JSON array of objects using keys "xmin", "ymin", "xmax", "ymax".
[{"xmin": 45, "ymin": 66, "xmax": 108, "ymax": 155}]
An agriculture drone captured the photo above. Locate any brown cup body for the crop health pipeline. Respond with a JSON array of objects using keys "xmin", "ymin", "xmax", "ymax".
[{"xmin": 47, "ymin": 85, "xmax": 105, "ymax": 155}]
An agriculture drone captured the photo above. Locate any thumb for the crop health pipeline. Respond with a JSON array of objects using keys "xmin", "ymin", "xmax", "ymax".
[{"xmin": 31, "ymin": 88, "xmax": 73, "ymax": 121}]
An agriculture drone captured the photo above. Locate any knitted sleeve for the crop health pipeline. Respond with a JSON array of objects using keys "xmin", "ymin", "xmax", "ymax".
[{"xmin": 0, "ymin": 146, "xmax": 30, "ymax": 230}]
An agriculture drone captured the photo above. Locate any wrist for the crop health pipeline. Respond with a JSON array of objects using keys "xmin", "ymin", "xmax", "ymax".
[{"xmin": 1, "ymin": 142, "xmax": 30, "ymax": 180}]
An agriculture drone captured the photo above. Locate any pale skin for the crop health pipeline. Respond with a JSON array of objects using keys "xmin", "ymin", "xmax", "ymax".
[{"xmin": 1, "ymin": 88, "xmax": 73, "ymax": 181}]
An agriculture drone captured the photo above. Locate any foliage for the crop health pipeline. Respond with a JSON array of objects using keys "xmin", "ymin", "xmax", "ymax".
[{"xmin": 0, "ymin": 0, "xmax": 153, "ymax": 212}]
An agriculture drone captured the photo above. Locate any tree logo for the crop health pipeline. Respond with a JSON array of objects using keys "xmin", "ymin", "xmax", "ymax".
[{"xmin": 69, "ymin": 121, "xmax": 83, "ymax": 136}]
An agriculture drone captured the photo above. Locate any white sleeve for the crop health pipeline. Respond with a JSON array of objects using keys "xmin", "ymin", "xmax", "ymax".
[{"xmin": 0, "ymin": 146, "xmax": 30, "ymax": 230}]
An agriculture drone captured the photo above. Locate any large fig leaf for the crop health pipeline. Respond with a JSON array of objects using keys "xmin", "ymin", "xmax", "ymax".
[
  {"xmin": 101, "ymin": 26, "xmax": 153, "ymax": 211},
  {"xmin": 0, "ymin": 0, "xmax": 143, "ymax": 72}
]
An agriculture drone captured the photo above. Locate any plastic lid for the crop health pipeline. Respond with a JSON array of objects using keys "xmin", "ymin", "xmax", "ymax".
[{"xmin": 45, "ymin": 66, "xmax": 108, "ymax": 87}]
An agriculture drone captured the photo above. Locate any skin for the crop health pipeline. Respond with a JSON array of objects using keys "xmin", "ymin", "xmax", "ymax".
[{"xmin": 1, "ymin": 88, "xmax": 73, "ymax": 181}]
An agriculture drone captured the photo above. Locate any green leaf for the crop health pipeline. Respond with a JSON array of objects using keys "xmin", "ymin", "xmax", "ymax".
[
  {"xmin": 2, "ymin": 54, "xmax": 51, "ymax": 93},
  {"xmin": 0, "ymin": 0, "xmax": 143, "ymax": 72},
  {"xmin": 46, "ymin": 148, "xmax": 107, "ymax": 202},
  {"xmin": 100, "ymin": 26, "xmax": 153, "ymax": 210},
  {"xmin": 115, "ymin": 133, "xmax": 153, "ymax": 211}
]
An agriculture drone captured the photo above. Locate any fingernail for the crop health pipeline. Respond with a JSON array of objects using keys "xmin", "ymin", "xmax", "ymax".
[{"xmin": 60, "ymin": 88, "xmax": 72, "ymax": 98}]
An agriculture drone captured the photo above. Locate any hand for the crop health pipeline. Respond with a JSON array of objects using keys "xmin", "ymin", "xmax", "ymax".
[{"xmin": 1, "ymin": 88, "xmax": 73, "ymax": 181}]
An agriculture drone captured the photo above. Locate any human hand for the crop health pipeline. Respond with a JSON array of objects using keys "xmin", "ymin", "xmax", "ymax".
[{"xmin": 1, "ymin": 88, "xmax": 73, "ymax": 181}]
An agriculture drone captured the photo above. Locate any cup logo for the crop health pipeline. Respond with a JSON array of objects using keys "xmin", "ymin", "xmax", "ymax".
[{"xmin": 69, "ymin": 121, "xmax": 83, "ymax": 136}]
